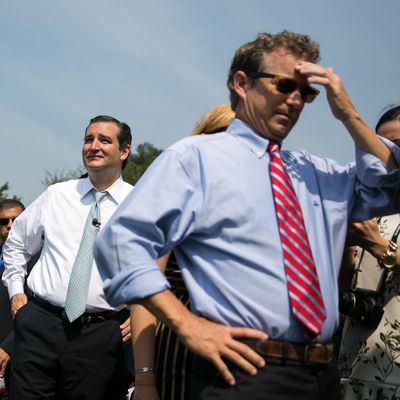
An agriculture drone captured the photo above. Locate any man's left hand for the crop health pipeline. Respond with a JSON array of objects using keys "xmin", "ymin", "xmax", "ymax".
[
  {"xmin": 295, "ymin": 61, "xmax": 396, "ymax": 169},
  {"xmin": 120, "ymin": 317, "xmax": 131, "ymax": 343},
  {"xmin": 295, "ymin": 61, "xmax": 355, "ymax": 122}
]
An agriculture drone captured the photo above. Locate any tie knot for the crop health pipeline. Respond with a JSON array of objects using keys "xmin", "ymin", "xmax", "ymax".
[
  {"xmin": 93, "ymin": 190, "xmax": 107, "ymax": 204},
  {"xmin": 267, "ymin": 141, "xmax": 280, "ymax": 155}
]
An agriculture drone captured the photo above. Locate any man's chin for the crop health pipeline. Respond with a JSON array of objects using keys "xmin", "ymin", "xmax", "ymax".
[
  {"xmin": 275, "ymin": 119, "xmax": 296, "ymax": 137},
  {"xmin": 270, "ymin": 128, "xmax": 290, "ymax": 141},
  {"xmin": 84, "ymin": 161, "xmax": 103, "ymax": 170}
]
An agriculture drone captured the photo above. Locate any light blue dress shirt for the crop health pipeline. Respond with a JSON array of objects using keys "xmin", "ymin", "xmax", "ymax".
[{"xmin": 95, "ymin": 119, "xmax": 400, "ymax": 343}]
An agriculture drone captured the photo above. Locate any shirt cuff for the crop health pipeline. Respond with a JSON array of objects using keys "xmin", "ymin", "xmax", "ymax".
[
  {"xmin": 7, "ymin": 280, "xmax": 25, "ymax": 299},
  {"xmin": 103, "ymin": 267, "xmax": 171, "ymax": 307}
]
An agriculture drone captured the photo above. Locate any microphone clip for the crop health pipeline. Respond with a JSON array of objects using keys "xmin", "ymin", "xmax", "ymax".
[{"xmin": 92, "ymin": 218, "xmax": 101, "ymax": 227}]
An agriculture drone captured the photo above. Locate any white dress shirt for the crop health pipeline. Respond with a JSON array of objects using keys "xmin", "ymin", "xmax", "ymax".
[{"xmin": 2, "ymin": 176, "xmax": 132, "ymax": 311}]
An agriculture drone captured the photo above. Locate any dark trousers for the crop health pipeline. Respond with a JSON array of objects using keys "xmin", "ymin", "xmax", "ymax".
[
  {"xmin": 190, "ymin": 354, "xmax": 340, "ymax": 400},
  {"xmin": 10, "ymin": 301, "xmax": 128, "ymax": 400}
]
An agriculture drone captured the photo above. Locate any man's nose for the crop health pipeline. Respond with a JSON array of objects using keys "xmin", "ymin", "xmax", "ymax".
[
  {"xmin": 286, "ymin": 90, "xmax": 303, "ymax": 108},
  {"xmin": 89, "ymin": 138, "xmax": 101, "ymax": 150}
]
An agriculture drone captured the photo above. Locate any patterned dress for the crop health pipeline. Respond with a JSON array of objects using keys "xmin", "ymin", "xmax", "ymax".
[
  {"xmin": 155, "ymin": 253, "xmax": 193, "ymax": 400},
  {"xmin": 339, "ymin": 214, "xmax": 400, "ymax": 400}
]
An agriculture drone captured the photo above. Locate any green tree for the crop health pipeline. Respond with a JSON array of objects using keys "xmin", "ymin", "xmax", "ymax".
[
  {"xmin": 0, "ymin": 182, "xmax": 21, "ymax": 201},
  {"xmin": 42, "ymin": 167, "xmax": 85, "ymax": 187},
  {"xmin": 43, "ymin": 142, "xmax": 163, "ymax": 187},
  {"xmin": 122, "ymin": 142, "xmax": 162, "ymax": 185}
]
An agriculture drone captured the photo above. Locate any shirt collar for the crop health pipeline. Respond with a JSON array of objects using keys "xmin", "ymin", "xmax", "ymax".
[
  {"xmin": 76, "ymin": 176, "xmax": 127, "ymax": 205},
  {"xmin": 226, "ymin": 118, "xmax": 277, "ymax": 159}
]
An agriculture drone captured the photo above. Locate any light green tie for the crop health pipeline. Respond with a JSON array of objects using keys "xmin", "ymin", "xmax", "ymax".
[{"xmin": 64, "ymin": 190, "xmax": 107, "ymax": 322}]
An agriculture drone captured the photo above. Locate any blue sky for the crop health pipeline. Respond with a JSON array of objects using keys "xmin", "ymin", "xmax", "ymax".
[{"xmin": 2, "ymin": 1, "xmax": 400, "ymax": 205}]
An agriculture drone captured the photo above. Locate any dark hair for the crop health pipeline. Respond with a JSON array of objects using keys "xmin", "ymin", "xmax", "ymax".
[
  {"xmin": 375, "ymin": 105, "xmax": 400, "ymax": 133},
  {"xmin": 227, "ymin": 31, "xmax": 320, "ymax": 110},
  {"xmin": 0, "ymin": 199, "xmax": 25, "ymax": 211},
  {"xmin": 85, "ymin": 115, "xmax": 132, "ymax": 170}
]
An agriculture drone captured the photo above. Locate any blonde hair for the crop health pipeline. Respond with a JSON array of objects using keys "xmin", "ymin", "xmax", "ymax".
[{"xmin": 191, "ymin": 104, "xmax": 234, "ymax": 136}]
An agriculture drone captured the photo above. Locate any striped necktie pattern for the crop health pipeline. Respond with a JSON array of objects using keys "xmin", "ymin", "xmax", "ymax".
[{"xmin": 267, "ymin": 141, "xmax": 326, "ymax": 336}]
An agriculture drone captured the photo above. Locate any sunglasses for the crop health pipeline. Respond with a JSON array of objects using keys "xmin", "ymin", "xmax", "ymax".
[
  {"xmin": 0, "ymin": 217, "xmax": 18, "ymax": 226},
  {"xmin": 246, "ymin": 71, "xmax": 319, "ymax": 103}
]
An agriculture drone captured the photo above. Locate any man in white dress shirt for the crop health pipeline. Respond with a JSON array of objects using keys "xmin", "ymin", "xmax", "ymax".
[{"xmin": 2, "ymin": 115, "xmax": 133, "ymax": 400}]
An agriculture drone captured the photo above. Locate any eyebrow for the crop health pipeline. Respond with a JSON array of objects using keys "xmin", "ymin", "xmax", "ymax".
[{"xmin": 84, "ymin": 133, "xmax": 114, "ymax": 140}]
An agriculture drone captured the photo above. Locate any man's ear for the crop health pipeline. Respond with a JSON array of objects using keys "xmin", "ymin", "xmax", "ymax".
[
  {"xmin": 120, "ymin": 144, "xmax": 131, "ymax": 161},
  {"xmin": 233, "ymin": 70, "xmax": 249, "ymax": 101}
]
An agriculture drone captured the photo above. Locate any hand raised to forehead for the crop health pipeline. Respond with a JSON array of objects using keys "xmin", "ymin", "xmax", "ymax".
[
  {"xmin": 295, "ymin": 61, "xmax": 356, "ymax": 122},
  {"xmin": 295, "ymin": 61, "xmax": 395, "ymax": 169}
]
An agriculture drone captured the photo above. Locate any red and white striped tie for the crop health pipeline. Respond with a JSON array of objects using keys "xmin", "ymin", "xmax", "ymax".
[{"xmin": 267, "ymin": 141, "xmax": 326, "ymax": 336}]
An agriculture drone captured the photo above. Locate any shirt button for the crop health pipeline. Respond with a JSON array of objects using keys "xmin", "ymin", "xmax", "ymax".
[{"xmin": 256, "ymin": 151, "xmax": 263, "ymax": 157}]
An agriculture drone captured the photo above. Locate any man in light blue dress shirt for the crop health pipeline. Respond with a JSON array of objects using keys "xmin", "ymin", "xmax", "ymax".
[{"xmin": 95, "ymin": 31, "xmax": 400, "ymax": 399}]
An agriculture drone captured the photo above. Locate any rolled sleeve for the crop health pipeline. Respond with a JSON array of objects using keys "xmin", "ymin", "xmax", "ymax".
[
  {"xmin": 351, "ymin": 137, "xmax": 400, "ymax": 221},
  {"xmin": 101, "ymin": 263, "xmax": 171, "ymax": 306},
  {"xmin": 95, "ymin": 146, "xmax": 202, "ymax": 306},
  {"xmin": 356, "ymin": 136, "xmax": 400, "ymax": 185}
]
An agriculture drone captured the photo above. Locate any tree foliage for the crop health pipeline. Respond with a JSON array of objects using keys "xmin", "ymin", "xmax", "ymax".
[
  {"xmin": 0, "ymin": 182, "xmax": 21, "ymax": 201},
  {"xmin": 1, "ymin": 143, "xmax": 162, "ymax": 202},
  {"xmin": 42, "ymin": 166, "xmax": 86, "ymax": 187},
  {"xmin": 43, "ymin": 142, "xmax": 163, "ymax": 187},
  {"xmin": 122, "ymin": 142, "xmax": 162, "ymax": 185}
]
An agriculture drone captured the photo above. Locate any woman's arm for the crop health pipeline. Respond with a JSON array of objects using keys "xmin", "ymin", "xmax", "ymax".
[{"xmin": 132, "ymin": 253, "xmax": 170, "ymax": 400}]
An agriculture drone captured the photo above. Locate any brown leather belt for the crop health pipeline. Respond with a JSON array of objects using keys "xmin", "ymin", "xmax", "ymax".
[{"xmin": 256, "ymin": 340, "xmax": 334, "ymax": 366}]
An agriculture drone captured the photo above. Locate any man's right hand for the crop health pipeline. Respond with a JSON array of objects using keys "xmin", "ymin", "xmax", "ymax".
[
  {"xmin": 10, "ymin": 293, "xmax": 28, "ymax": 317},
  {"xmin": 177, "ymin": 313, "xmax": 268, "ymax": 386},
  {"xmin": 144, "ymin": 290, "xmax": 268, "ymax": 386}
]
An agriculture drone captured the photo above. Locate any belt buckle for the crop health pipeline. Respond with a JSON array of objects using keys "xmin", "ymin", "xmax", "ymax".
[
  {"xmin": 80, "ymin": 315, "xmax": 92, "ymax": 325},
  {"xmin": 304, "ymin": 343, "xmax": 323, "ymax": 365}
]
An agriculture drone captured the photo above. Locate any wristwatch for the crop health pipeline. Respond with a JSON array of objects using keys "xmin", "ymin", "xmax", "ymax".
[{"xmin": 378, "ymin": 240, "xmax": 398, "ymax": 270}]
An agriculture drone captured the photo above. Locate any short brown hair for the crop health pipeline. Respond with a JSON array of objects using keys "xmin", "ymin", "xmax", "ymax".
[
  {"xmin": 227, "ymin": 31, "xmax": 320, "ymax": 110},
  {"xmin": 85, "ymin": 115, "xmax": 132, "ymax": 170},
  {"xmin": 0, "ymin": 199, "xmax": 25, "ymax": 212}
]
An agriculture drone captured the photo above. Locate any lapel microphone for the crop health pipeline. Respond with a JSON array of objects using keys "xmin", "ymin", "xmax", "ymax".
[{"xmin": 92, "ymin": 218, "xmax": 101, "ymax": 227}]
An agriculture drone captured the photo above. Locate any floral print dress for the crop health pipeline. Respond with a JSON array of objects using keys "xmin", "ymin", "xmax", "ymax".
[{"xmin": 339, "ymin": 214, "xmax": 400, "ymax": 400}]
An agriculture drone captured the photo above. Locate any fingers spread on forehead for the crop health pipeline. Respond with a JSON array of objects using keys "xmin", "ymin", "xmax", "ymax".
[{"xmin": 295, "ymin": 62, "xmax": 336, "ymax": 87}]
